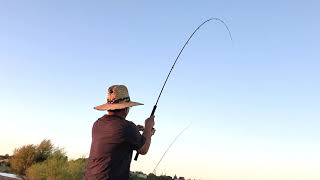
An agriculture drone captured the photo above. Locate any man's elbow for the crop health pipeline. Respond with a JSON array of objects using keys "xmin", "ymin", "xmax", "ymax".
[
  {"xmin": 137, "ymin": 144, "xmax": 150, "ymax": 155},
  {"xmin": 137, "ymin": 148, "xmax": 148, "ymax": 155},
  {"xmin": 137, "ymin": 137, "xmax": 151, "ymax": 155}
]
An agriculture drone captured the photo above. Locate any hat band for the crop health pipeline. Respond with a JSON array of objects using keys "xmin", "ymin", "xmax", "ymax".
[{"xmin": 107, "ymin": 97, "xmax": 130, "ymax": 104}]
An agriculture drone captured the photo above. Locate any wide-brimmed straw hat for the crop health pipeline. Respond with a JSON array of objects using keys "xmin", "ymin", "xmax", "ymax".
[{"xmin": 94, "ymin": 85, "xmax": 143, "ymax": 111}]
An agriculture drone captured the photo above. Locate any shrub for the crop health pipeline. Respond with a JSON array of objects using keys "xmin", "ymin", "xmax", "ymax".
[
  {"xmin": 35, "ymin": 139, "xmax": 54, "ymax": 162},
  {"xmin": 10, "ymin": 144, "xmax": 37, "ymax": 175},
  {"xmin": 67, "ymin": 158, "xmax": 86, "ymax": 180},
  {"xmin": 10, "ymin": 140, "xmax": 86, "ymax": 179},
  {"xmin": 27, "ymin": 152, "xmax": 86, "ymax": 180},
  {"xmin": 27, "ymin": 149, "xmax": 67, "ymax": 180},
  {"xmin": 9, "ymin": 139, "xmax": 62, "ymax": 176}
]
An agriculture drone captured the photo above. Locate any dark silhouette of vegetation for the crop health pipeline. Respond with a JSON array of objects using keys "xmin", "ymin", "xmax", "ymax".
[
  {"xmin": 0, "ymin": 154, "xmax": 11, "ymax": 173},
  {"xmin": 146, "ymin": 173, "xmax": 173, "ymax": 180},
  {"xmin": 129, "ymin": 172, "xmax": 187, "ymax": 180}
]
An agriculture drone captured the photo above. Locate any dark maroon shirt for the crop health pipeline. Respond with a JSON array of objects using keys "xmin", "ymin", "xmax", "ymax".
[{"xmin": 85, "ymin": 115, "xmax": 146, "ymax": 180}]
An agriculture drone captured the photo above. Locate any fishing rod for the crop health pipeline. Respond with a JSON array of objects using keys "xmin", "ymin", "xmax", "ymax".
[{"xmin": 134, "ymin": 18, "xmax": 233, "ymax": 161}]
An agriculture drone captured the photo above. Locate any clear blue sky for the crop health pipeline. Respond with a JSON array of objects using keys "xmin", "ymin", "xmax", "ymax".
[{"xmin": 1, "ymin": 1, "xmax": 320, "ymax": 179}]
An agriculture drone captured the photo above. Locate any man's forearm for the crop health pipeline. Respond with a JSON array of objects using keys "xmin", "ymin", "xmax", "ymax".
[
  {"xmin": 138, "ymin": 129, "xmax": 152, "ymax": 155},
  {"xmin": 137, "ymin": 116, "xmax": 155, "ymax": 155}
]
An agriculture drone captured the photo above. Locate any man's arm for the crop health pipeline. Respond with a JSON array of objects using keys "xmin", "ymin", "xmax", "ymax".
[{"xmin": 137, "ymin": 116, "xmax": 155, "ymax": 155}]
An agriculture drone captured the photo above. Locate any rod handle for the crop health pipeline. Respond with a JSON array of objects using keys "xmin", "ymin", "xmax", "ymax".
[
  {"xmin": 134, "ymin": 105, "xmax": 157, "ymax": 161},
  {"xmin": 150, "ymin": 105, "xmax": 157, "ymax": 117},
  {"xmin": 134, "ymin": 150, "xmax": 139, "ymax": 160}
]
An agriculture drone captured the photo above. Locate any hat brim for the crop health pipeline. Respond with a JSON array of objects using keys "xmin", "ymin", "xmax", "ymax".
[{"xmin": 94, "ymin": 101, "xmax": 143, "ymax": 111}]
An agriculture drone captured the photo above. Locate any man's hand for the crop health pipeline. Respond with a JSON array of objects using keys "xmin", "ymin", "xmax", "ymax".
[
  {"xmin": 145, "ymin": 116, "xmax": 155, "ymax": 131},
  {"xmin": 137, "ymin": 120, "xmax": 156, "ymax": 135},
  {"xmin": 137, "ymin": 116, "xmax": 156, "ymax": 135},
  {"xmin": 137, "ymin": 125, "xmax": 144, "ymax": 131}
]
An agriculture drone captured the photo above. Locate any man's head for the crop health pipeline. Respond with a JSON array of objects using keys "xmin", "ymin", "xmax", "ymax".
[{"xmin": 94, "ymin": 85, "xmax": 143, "ymax": 113}]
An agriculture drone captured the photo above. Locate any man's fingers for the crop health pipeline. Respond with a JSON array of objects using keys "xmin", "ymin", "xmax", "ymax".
[{"xmin": 137, "ymin": 125, "xmax": 144, "ymax": 131}]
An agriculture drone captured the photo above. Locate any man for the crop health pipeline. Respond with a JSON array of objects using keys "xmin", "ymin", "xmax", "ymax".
[{"xmin": 85, "ymin": 85, "xmax": 155, "ymax": 180}]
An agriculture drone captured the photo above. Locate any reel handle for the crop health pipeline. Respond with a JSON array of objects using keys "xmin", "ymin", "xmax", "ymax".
[{"xmin": 134, "ymin": 105, "xmax": 157, "ymax": 161}]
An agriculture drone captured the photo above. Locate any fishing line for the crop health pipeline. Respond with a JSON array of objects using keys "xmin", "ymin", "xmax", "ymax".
[{"xmin": 152, "ymin": 123, "xmax": 191, "ymax": 175}]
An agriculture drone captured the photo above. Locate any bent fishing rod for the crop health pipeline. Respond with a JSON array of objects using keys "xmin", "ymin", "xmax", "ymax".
[{"xmin": 134, "ymin": 18, "xmax": 233, "ymax": 161}]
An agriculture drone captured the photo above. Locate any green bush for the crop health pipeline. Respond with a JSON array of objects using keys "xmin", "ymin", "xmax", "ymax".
[
  {"xmin": 67, "ymin": 158, "xmax": 86, "ymax": 180},
  {"xmin": 27, "ymin": 149, "xmax": 68, "ymax": 180},
  {"xmin": 26, "ymin": 162, "xmax": 47, "ymax": 180},
  {"xmin": 35, "ymin": 139, "xmax": 54, "ymax": 162},
  {"xmin": 27, "ymin": 151, "xmax": 86, "ymax": 180},
  {"xmin": 10, "ymin": 139, "xmax": 56, "ymax": 175},
  {"xmin": 9, "ymin": 139, "xmax": 87, "ymax": 179}
]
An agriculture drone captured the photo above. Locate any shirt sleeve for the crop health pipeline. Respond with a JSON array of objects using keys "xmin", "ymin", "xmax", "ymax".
[{"xmin": 125, "ymin": 122, "xmax": 146, "ymax": 150}]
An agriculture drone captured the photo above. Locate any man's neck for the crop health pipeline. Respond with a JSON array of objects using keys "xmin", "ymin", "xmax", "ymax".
[{"xmin": 108, "ymin": 112, "xmax": 126, "ymax": 119}]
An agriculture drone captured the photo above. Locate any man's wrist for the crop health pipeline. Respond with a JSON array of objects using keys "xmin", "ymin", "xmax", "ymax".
[{"xmin": 143, "ymin": 128, "xmax": 153, "ymax": 136}]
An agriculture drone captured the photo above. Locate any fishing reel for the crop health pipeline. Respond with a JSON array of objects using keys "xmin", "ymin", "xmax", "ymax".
[{"xmin": 137, "ymin": 125, "xmax": 156, "ymax": 135}]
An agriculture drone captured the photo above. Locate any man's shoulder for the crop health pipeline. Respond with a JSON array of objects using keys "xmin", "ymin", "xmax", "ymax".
[{"xmin": 125, "ymin": 119, "xmax": 136, "ymax": 125}]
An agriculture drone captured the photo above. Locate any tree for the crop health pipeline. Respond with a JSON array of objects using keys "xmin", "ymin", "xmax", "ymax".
[
  {"xmin": 35, "ymin": 139, "xmax": 54, "ymax": 162},
  {"xmin": 10, "ymin": 139, "xmax": 58, "ymax": 175},
  {"xmin": 147, "ymin": 173, "xmax": 158, "ymax": 180},
  {"xmin": 10, "ymin": 144, "xmax": 37, "ymax": 175}
]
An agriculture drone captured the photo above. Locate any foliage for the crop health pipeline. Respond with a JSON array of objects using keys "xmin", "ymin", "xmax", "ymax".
[
  {"xmin": 0, "ymin": 163, "xmax": 11, "ymax": 173},
  {"xmin": 9, "ymin": 139, "xmax": 65, "ymax": 176},
  {"xmin": 130, "ymin": 176, "xmax": 146, "ymax": 180},
  {"xmin": 35, "ymin": 139, "xmax": 54, "ymax": 162},
  {"xmin": 147, "ymin": 173, "xmax": 172, "ymax": 180},
  {"xmin": 158, "ymin": 175, "xmax": 173, "ymax": 180},
  {"xmin": 10, "ymin": 144, "xmax": 37, "ymax": 175},
  {"xmin": 130, "ymin": 171, "xmax": 147, "ymax": 180},
  {"xmin": 146, "ymin": 173, "xmax": 158, "ymax": 180},
  {"xmin": 8, "ymin": 139, "xmax": 189, "ymax": 180},
  {"xmin": 27, "ymin": 150, "xmax": 69, "ymax": 180},
  {"xmin": 27, "ymin": 152, "xmax": 86, "ymax": 180},
  {"xmin": 67, "ymin": 158, "xmax": 87, "ymax": 180}
]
